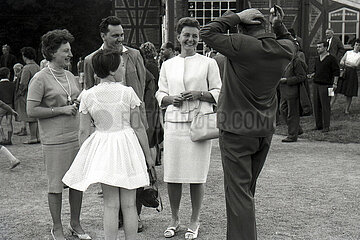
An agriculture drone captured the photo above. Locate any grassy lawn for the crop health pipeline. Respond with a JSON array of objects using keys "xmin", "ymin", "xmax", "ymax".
[{"xmin": 275, "ymin": 80, "xmax": 360, "ymax": 143}]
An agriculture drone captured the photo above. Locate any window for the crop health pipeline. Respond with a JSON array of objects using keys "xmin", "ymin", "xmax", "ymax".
[
  {"xmin": 329, "ymin": 8, "xmax": 359, "ymax": 48},
  {"xmin": 188, "ymin": 0, "xmax": 237, "ymax": 54}
]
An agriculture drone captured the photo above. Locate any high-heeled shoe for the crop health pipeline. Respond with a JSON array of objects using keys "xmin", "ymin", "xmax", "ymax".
[
  {"xmin": 50, "ymin": 229, "xmax": 65, "ymax": 240},
  {"xmin": 185, "ymin": 223, "xmax": 200, "ymax": 240},
  {"xmin": 68, "ymin": 224, "xmax": 92, "ymax": 240}
]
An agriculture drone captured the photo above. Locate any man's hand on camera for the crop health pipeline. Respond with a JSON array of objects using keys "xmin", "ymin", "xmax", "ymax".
[{"xmin": 237, "ymin": 9, "xmax": 264, "ymax": 25}]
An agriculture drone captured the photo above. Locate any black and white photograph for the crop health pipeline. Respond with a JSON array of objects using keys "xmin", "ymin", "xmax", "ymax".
[{"xmin": 1, "ymin": 0, "xmax": 360, "ymax": 239}]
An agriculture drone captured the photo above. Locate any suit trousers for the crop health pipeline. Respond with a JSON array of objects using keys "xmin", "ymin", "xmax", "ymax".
[
  {"xmin": 219, "ymin": 130, "xmax": 273, "ymax": 240},
  {"xmin": 313, "ymin": 83, "xmax": 331, "ymax": 129},
  {"xmin": 280, "ymin": 97, "xmax": 300, "ymax": 139}
]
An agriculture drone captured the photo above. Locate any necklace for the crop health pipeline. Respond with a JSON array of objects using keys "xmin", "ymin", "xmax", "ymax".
[{"xmin": 48, "ymin": 66, "xmax": 72, "ymax": 104}]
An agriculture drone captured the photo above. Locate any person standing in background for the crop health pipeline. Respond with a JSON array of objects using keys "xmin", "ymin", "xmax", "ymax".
[
  {"xmin": 159, "ymin": 42, "xmax": 175, "ymax": 68},
  {"xmin": 0, "ymin": 44, "xmax": 17, "ymax": 81},
  {"xmin": 77, "ymin": 57, "xmax": 85, "ymax": 89},
  {"xmin": 13, "ymin": 63, "xmax": 28, "ymax": 136},
  {"xmin": 331, "ymin": 38, "xmax": 360, "ymax": 114},
  {"xmin": 0, "ymin": 67, "xmax": 15, "ymax": 145},
  {"xmin": 0, "ymin": 100, "xmax": 20, "ymax": 169},
  {"xmin": 19, "ymin": 47, "xmax": 40, "ymax": 144},
  {"xmin": 325, "ymin": 28, "xmax": 345, "ymax": 63},
  {"xmin": 308, "ymin": 41, "xmax": 340, "ymax": 132}
]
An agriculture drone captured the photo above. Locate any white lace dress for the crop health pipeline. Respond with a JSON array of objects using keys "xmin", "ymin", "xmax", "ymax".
[{"xmin": 62, "ymin": 83, "xmax": 149, "ymax": 191}]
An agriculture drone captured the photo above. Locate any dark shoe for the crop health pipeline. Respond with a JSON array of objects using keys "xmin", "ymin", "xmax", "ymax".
[
  {"xmin": 16, "ymin": 128, "xmax": 28, "ymax": 136},
  {"xmin": 2, "ymin": 140, "xmax": 12, "ymax": 145},
  {"xmin": 23, "ymin": 139, "xmax": 39, "ymax": 144},
  {"xmin": 322, "ymin": 127, "xmax": 330, "ymax": 133},
  {"xmin": 282, "ymin": 137, "xmax": 297, "ymax": 143},
  {"xmin": 312, "ymin": 127, "xmax": 323, "ymax": 131},
  {"xmin": 138, "ymin": 218, "xmax": 144, "ymax": 233},
  {"xmin": 298, "ymin": 128, "xmax": 304, "ymax": 135}
]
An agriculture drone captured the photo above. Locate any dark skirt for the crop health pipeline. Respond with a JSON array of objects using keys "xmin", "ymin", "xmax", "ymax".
[{"xmin": 335, "ymin": 67, "xmax": 358, "ymax": 97}]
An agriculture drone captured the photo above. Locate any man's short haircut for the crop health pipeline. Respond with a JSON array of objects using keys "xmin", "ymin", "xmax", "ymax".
[
  {"xmin": 317, "ymin": 40, "xmax": 329, "ymax": 48},
  {"xmin": 41, "ymin": 29, "xmax": 74, "ymax": 61},
  {"xmin": 92, "ymin": 49, "xmax": 121, "ymax": 78},
  {"xmin": 0, "ymin": 67, "xmax": 10, "ymax": 79},
  {"xmin": 238, "ymin": 17, "xmax": 266, "ymax": 34},
  {"xmin": 99, "ymin": 16, "xmax": 122, "ymax": 34},
  {"xmin": 21, "ymin": 47, "xmax": 36, "ymax": 60},
  {"xmin": 176, "ymin": 17, "xmax": 200, "ymax": 34},
  {"xmin": 164, "ymin": 42, "xmax": 174, "ymax": 50},
  {"xmin": 351, "ymin": 38, "xmax": 360, "ymax": 47}
]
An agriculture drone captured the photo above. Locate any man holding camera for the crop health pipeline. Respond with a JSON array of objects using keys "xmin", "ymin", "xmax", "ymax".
[{"xmin": 200, "ymin": 6, "xmax": 296, "ymax": 240}]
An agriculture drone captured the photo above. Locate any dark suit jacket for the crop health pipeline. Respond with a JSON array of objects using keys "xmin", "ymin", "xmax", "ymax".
[
  {"xmin": 328, "ymin": 36, "xmax": 345, "ymax": 62},
  {"xmin": 279, "ymin": 52, "xmax": 307, "ymax": 99}
]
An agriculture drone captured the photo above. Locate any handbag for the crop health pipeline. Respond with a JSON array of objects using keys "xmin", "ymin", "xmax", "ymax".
[
  {"xmin": 190, "ymin": 102, "xmax": 219, "ymax": 142},
  {"xmin": 139, "ymin": 166, "xmax": 163, "ymax": 212}
]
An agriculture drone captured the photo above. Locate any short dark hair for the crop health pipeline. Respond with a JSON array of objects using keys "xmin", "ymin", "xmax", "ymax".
[
  {"xmin": 21, "ymin": 47, "xmax": 36, "ymax": 60},
  {"xmin": 238, "ymin": 18, "xmax": 266, "ymax": 34},
  {"xmin": 317, "ymin": 41, "xmax": 329, "ymax": 48},
  {"xmin": 41, "ymin": 29, "xmax": 74, "ymax": 61},
  {"xmin": 164, "ymin": 42, "xmax": 174, "ymax": 50},
  {"xmin": 92, "ymin": 49, "xmax": 121, "ymax": 78},
  {"xmin": 176, "ymin": 17, "xmax": 200, "ymax": 34},
  {"xmin": 99, "ymin": 16, "xmax": 122, "ymax": 34},
  {"xmin": 351, "ymin": 38, "xmax": 360, "ymax": 47},
  {"xmin": 0, "ymin": 67, "xmax": 10, "ymax": 79}
]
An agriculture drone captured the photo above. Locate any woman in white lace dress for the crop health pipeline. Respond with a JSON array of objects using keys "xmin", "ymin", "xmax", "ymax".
[{"xmin": 63, "ymin": 49, "xmax": 152, "ymax": 240}]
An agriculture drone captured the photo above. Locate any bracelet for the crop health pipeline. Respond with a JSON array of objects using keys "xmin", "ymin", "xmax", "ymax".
[
  {"xmin": 51, "ymin": 107, "xmax": 54, "ymax": 114},
  {"xmin": 200, "ymin": 91, "xmax": 204, "ymax": 98}
]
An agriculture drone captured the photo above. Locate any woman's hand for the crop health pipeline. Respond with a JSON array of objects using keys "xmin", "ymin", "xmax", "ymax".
[
  {"xmin": 180, "ymin": 91, "xmax": 202, "ymax": 101},
  {"xmin": 11, "ymin": 109, "xmax": 19, "ymax": 117},
  {"xmin": 61, "ymin": 104, "xmax": 78, "ymax": 116},
  {"xmin": 172, "ymin": 95, "xmax": 185, "ymax": 107}
]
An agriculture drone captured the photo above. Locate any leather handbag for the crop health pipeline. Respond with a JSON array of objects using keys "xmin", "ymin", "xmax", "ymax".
[
  {"xmin": 139, "ymin": 166, "xmax": 163, "ymax": 212},
  {"xmin": 190, "ymin": 102, "xmax": 219, "ymax": 142}
]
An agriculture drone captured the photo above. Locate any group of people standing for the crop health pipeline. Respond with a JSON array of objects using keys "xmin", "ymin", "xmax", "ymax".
[
  {"xmin": 18, "ymin": 6, "xmax": 294, "ymax": 240},
  {"xmin": 278, "ymin": 27, "xmax": 360, "ymax": 143},
  {"xmin": 4, "ymin": 4, "xmax": 358, "ymax": 240},
  {"xmin": 0, "ymin": 45, "xmax": 41, "ymax": 146}
]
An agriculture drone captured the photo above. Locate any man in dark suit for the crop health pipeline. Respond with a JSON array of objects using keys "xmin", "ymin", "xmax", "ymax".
[{"xmin": 325, "ymin": 28, "xmax": 345, "ymax": 63}]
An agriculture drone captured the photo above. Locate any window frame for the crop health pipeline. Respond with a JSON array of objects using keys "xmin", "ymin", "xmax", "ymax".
[
  {"xmin": 188, "ymin": 0, "xmax": 237, "ymax": 54},
  {"xmin": 328, "ymin": 7, "xmax": 359, "ymax": 48}
]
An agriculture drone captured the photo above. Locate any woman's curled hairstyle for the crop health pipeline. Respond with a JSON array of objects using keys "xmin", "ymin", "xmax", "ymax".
[
  {"xmin": 41, "ymin": 29, "xmax": 74, "ymax": 61},
  {"xmin": 176, "ymin": 17, "xmax": 200, "ymax": 34},
  {"xmin": 92, "ymin": 49, "xmax": 121, "ymax": 78}
]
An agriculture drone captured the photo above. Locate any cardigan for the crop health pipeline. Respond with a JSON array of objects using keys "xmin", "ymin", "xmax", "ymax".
[{"xmin": 155, "ymin": 54, "xmax": 221, "ymax": 123}]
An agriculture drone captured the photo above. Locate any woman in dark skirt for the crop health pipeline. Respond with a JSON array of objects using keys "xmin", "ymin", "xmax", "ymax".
[{"xmin": 333, "ymin": 39, "xmax": 360, "ymax": 114}]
